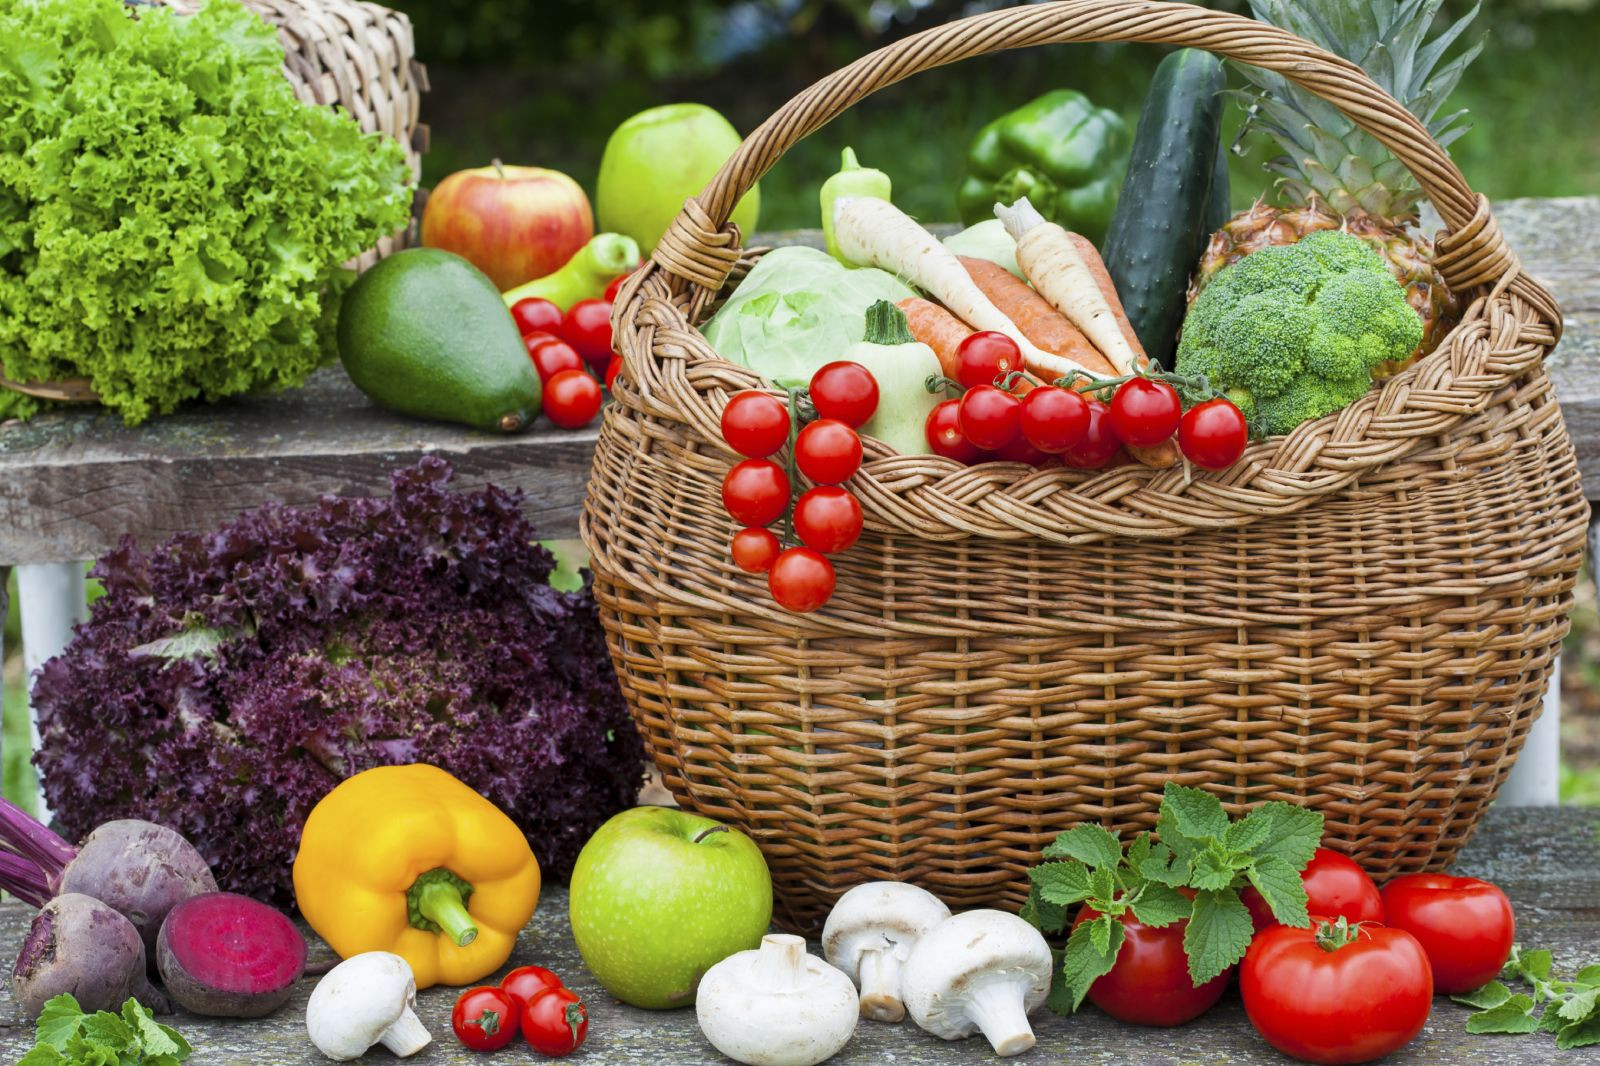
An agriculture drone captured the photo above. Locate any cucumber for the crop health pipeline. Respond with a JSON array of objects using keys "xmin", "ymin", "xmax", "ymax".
[
  {"xmin": 1102, "ymin": 49, "xmax": 1227, "ymax": 369},
  {"xmin": 1204, "ymin": 136, "xmax": 1232, "ymax": 236}
]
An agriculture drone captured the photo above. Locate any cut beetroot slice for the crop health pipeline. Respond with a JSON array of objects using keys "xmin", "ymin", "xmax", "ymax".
[{"xmin": 156, "ymin": 892, "xmax": 307, "ymax": 1018}]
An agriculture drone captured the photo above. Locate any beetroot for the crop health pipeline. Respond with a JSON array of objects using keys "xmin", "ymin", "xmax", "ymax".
[
  {"xmin": 156, "ymin": 892, "xmax": 307, "ymax": 1017},
  {"xmin": 0, "ymin": 797, "xmax": 215, "ymax": 958},
  {"xmin": 11, "ymin": 893, "xmax": 170, "ymax": 1018}
]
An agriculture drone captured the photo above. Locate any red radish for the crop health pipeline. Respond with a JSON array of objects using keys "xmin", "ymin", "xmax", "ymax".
[
  {"xmin": 0, "ymin": 796, "xmax": 215, "ymax": 959},
  {"xmin": 12, "ymin": 893, "xmax": 170, "ymax": 1018},
  {"xmin": 157, "ymin": 892, "xmax": 307, "ymax": 1018}
]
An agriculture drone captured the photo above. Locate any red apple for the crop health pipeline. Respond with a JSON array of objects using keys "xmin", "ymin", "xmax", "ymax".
[{"xmin": 421, "ymin": 161, "xmax": 593, "ymax": 291}]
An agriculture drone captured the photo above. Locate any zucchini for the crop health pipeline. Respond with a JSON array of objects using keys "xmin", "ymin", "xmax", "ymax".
[{"xmin": 1102, "ymin": 49, "xmax": 1227, "ymax": 368}]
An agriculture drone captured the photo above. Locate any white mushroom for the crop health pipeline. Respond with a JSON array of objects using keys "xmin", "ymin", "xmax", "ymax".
[
  {"xmin": 696, "ymin": 933, "xmax": 859, "ymax": 1066},
  {"xmin": 822, "ymin": 881, "xmax": 951, "ymax": 1022},
  {"xmin": 901, "ymin": 910, "xmax": 1053, "ymax": 1057},
  {"xmin": 305, "ymin": 952, "xmax": 432, "ymax": 1061}
]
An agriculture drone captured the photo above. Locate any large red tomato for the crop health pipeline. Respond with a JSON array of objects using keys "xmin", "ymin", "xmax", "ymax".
[
  {"xmin": 1073, "ymin": 908, "xmax": 1229, "ymax": 1027},
  {"xmin": 1241, "ymin": 848, "xmax": 1385, "ymax": 933},
  {"xmin": 1380, "ymin": 873, "xmax": 1515, "ymax": 994},
  {"xmin": 1242, "ymin": 917, "xmax": 1433, "ymax": 1065}
]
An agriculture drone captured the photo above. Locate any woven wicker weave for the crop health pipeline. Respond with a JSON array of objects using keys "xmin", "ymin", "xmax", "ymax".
[{"xmin": 583, "ymin": 0, "xmax": 1589, "ymax": 933}]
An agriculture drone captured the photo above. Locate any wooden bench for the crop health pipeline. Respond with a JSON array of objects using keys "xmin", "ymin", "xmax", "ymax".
[{"xmin": 0, "ymin": 804, "xmax": 1593, "ymax": 1062}]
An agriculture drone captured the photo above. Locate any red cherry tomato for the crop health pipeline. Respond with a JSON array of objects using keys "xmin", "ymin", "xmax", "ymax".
[
  {"xmin": 1108, "ymin": 377, "xmax": 1182, "ymax": 447},
  {"xmin": 958, "ymin": 385, "xmax": 1021, "ymax": 451},
  {"xmin": 1241, "ymin": 848, "xmax": 1385, "ymax": 935},
  {"xmin": 452, "ymin": 986, "xmax": 520, "ymax": 1052},
  {"xmin": 604, "ymin": 272, "xmax": 632, "ymax": 303},
  {"xmin": 795, "ymin": 419, "xmax": 862, "ymax": 485},
  {"xmin": 1242, "ymin": 917, "xmax": 1433, "ymax": 1065},
  {"xmin": 562, "ymin": 299, "xmax": 614, "ymax": 368},
  {"xmin": 521, "ymin": 986, "xmax": 588, "ymax": 1057},
  {"xmin": 1179, "ymin": 397, "xmax": 1249, "ymax": 470},
  {"xmin": 1073, "ymin": 908, "xmax": 1229, "ymax": 1027},
  {"xmin": 1380, "ymin": 874, "xmax": 1515, "ymax": 994},
  {"xmin": 809, "ymin": 361, "xmax": 879, "ymax": 428},
  {"xmin": 1019, "ymin": 386, "xmax": 1089, "ymax": 453},
  {"xmin": 956, "ymin": 331, "xmax": 1024, "ymax": 390},
  {"xmin": 542, "ymin": 369, "xmax": 602, "ymax": 429},
  {"xmin": 721, "ymin": 459, "xmax": 791, "ymax": 527},
  {"xmin": 925, "ymin": 399, "xmax": 981, "ymax": 464},
  {"xmin": 793, "ymin": 487, "xmax": 863, "ymax": 554},
  {"xmin": 511, "ymin": 297, "xmax": 563, "ymax": 338},
  {"xmin": 526, "ymin": 334, "xmax": 585, "ymax": 383},
  {"xmin": 1062, "ymin": 399, "xmax": 1120, "ymax": 469},
  {"xmin": 606, "ymin": 356, "xmax": 623, "ymax": 391},
  {"xmin": 500, "ymin": 966, "xmax": 566, "ymax": 1011},
  {"xmin": 721, "ymin": 391, "xmax": 791, "ymax": 459},
  {"xmin": 731, "ymin": 527, "xmax": 781, "ymax": 573},
  {"xmin": 768, "ymin": 546, "xmax": 835, "ymax": 613},
  {"xmin": 993, "ymin": 433, "xmax": 1051, "ymax": 466}
]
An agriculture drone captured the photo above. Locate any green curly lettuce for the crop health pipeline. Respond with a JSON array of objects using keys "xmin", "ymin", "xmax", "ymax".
[{"xmin": 0, "ymin": 0, "xmax": 413, "ymax": 424}]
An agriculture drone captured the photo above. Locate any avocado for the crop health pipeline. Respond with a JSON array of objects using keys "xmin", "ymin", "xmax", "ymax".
[{"xmin": 338, "ymin": 248, "xmax": 541, "ymax": 432}]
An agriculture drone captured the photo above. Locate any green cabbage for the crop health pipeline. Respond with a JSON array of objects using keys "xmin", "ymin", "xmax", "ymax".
[
  {"xmin": 0, "ymin": 0, "xmax": 413, "ymax": 424},
  {"xmin": 702, "ymin": 246, "xmax": 915, "ymax": 387}
]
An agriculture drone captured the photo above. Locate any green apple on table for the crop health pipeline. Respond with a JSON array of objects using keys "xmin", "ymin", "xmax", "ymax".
[
  {"xmin": 569, "ymin": 806, "xmax": 772, "ymax": 1009},
  {"xmin": 596, "ymin": 103, "xmax": 761, "ymax": 255}
]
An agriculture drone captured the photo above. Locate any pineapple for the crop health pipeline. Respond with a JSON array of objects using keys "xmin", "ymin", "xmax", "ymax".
[{"xmin": 1189, "ymin": 0, "xmax": 1482, "ymax": 375}]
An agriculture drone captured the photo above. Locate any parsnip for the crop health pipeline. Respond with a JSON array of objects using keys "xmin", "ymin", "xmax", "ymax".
[
  {"xmin": 994, "ymin": 197, "xmax": 1142, "ymax": 375},
  {"xmin": 833, "ymin": 197, "xmax": 1108, "ymax": 382}
]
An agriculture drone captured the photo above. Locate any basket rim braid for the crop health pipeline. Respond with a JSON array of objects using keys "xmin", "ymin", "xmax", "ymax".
[{"xmin": 610, "ymin": 0, "xmax": 1562, "ymax": 545}]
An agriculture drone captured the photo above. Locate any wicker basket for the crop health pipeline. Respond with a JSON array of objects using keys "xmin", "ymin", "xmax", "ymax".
[
  {"xmin": 583, "ymin": 0, "xmax": 1590, "ymax": 933},
  {"xmin": 0, "ymin": 0, "xmax": 426, "ymax": 405}
]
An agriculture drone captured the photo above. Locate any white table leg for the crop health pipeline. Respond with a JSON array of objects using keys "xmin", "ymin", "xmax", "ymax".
[{"xmin": 16, "ymin": 562, "xmax": 90, "ymax": 822}]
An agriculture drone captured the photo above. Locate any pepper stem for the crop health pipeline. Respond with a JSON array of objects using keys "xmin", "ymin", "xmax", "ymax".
[{"xmin": 407, "ymin": 868, "xmax": 478, "ymax": 947}]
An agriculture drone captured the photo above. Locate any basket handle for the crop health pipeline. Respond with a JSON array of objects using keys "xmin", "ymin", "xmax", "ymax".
[{"xmin": 651, "ymin": 0, "xmax": 1545, "ymax": 321}]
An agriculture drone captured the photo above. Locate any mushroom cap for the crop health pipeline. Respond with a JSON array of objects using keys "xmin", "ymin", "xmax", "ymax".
[
  {"xmin": 306, "ymin": 952, "xmax": 422, "ymax": 1061},
  {"xmin": 821, "ymin": 882, "xmax": 952, "ymax": 980},
  {"xmin": 900, "ymin": 910, "xmax": 1053, "ymax": 1041},
  {"xmin": 696, "ymin": 934, "xmax": 859, "ymax": 1066}
]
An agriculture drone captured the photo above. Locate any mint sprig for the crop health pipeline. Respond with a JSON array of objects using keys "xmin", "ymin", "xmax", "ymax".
[
  {"xmin": 1453, "ymin": 946, "xmax": 1600, "ymax": 1049},
  {"xmin": 17, "ymin": 995, "xmax": 192, "ymax": 1066}
]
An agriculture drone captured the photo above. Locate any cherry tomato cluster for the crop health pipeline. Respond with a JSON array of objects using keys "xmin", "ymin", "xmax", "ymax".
[
  {"xmin": 509, "ymin": 274, "xmax": 633, "ymax": 431},
  {"xmin": 452, "ymin": 965, "xmax": 589, "ymax": 1058},
  {"xmin": 923, "ymin": 331, "xmax": 1250, "ymax": 471},
  {"xmin": 720, "ymin": 362, "xmax": 879, "ymax": 614},
  {"xmin": 1080, "ymin": 848, "xmax": 1517, "ymax": 1065}
]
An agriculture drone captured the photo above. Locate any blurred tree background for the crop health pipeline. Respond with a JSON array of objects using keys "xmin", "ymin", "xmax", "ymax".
[{"xmin": 390, "ymin": 0, "xmax": 1600, "ymax": 228}]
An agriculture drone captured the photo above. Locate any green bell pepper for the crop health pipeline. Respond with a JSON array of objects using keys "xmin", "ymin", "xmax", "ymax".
[{"xmin": 957, "ymin": 89, "xmax": 1130, "ymax": 245}]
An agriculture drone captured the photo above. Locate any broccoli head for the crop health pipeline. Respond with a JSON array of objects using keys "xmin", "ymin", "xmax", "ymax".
[{"xmin": 1176, "ymin": 231, "xmax": 1424, "ymax": 435}]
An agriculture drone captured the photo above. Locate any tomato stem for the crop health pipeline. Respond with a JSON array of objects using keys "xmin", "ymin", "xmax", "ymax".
[
  {"xmin": 1313, "ymin": 915, "xmax": 1368, "ymax": 953},
  {"xmin": 924, "ymin": 373, "xmax": 964, "ymax": 397}
]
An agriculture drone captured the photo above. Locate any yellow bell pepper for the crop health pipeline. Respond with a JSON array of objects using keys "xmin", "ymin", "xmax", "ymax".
[{"xmin": 292, "ymin": 764, "xmax": 540, "ymax": 989}]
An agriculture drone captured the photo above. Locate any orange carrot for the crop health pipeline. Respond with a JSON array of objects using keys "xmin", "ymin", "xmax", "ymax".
[
  {"xmin": 898, "ymin": 298, "xmax": 971, "ymax": 379},
  {"xmin": 959, "ymin": 256, "xmax": 1118, "ymax": 380}
]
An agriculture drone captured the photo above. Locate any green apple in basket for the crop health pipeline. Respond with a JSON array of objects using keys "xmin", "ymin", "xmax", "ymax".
[{"xmin": 569, "ymin": 806, "xmax": 772, "ymax": 1009}]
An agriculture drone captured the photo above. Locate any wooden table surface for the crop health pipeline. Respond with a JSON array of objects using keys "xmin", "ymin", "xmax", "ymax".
[
  {"xmin": 0, "ymin": 197, "xmax": 1595, "ymax": 566},
  {"xmin": 0, "ymin": 805, "xmax": 1592, "ymax": 1065}
]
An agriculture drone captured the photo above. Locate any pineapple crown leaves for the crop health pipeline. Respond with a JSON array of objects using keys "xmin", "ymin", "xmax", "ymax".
[
  {"xmin": 1232, "ymin": 0, "xmax": 1485, "ymax": 217},
  {"xmin": 1022, "ymin": 785, "xmax": 1324, "ymax": 1013}
]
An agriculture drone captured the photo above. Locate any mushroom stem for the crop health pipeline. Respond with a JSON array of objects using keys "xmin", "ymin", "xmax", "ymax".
[
  {"xmin": 377, "ymin": 1006, "xmax": 432, "ymax": 1057},
  {"xmin": 753, "ymin": 934, "xmax": 808, "ymax": 990},
  {"xmin": 855, "ymin": 949, "xmax": 905, "ymax": 1022},
  {"xmin": 964, "ymin": 979, "xmax": 1036, "ymax": 1057}
]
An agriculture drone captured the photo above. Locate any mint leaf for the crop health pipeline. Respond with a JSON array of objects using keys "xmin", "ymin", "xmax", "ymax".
[
  {"xmin": 1046, "ymin": 953, "xmax": 1077, "ymax": 1017},
  {"xmin": 78, "ymin": 1012, "xmax": 133, "ymax": 1049},
  {"xmin": 1030, "ymin": 862, "xmax": 1093, "ymax": 907},
  {"xmin": 1043, "ymin": 824, "xmax": 1124, "ymax": 871},
  {"xmin": 1453, "ymin": 980, "xmax": 1513, "ymax": 1010},
  {"xmin": 1542, "ymin": 1004, "xmax": 1571, "ymax": 1034},
  {"xmin": 1189, "ymin": 846, "xmax": 1238, "ymax": 891},
  {"xmin": 1224, "ymin": 810, "xmax": 1272, "ymax": 854},
  {"xmin": 1020, "ymin": 887, "xmax": 1068, "ymax": 935},
  {"xmin": 1139, "ymin": 841, "xmax": 1187, "ymax": 887},
  {"xmin": 36, "ymin": 995, "xmax": 85, "ymax": 1050},
  {"xmin": 1162, "ymin": 783, "xmax": 1230, "ymax": 842},
  {"xmin": 1557, "ymin": 1014, "xmax": 1600, "ymax": 1050},
  {"xmin": 1247, "ymin": 855, "xmax": 1310, "ymax": 928},
  {"xmin": 1089, "ymin": 913, "xmax": 1113, "ymax": 956},
  {"xmin": 1468, "ymin": 997, "xmax": 1540, "ymax": 1035},
  {"xmin": 125, "ymin": 999, "xmax": 184, "ymax": 1058},
  {"xmin": 1129, "ymin": 883, "xmax": 1191, "ymax": 928},
  {"xmin": 1577, "ymin": 964, "xmax": 1600, "ymax": 985},
  {"xmin": 1088, "ymin": 867, "xmax": 1117, "ymax": 907},
  {"xmin": 1242, "ymin": 803, "xmax": 1323, "ymax": 869},
  {"xmin": 16, "ymin": 1048, "xmax": 65, "ymax": 1066},
  {"xmin": 1559, "ymin": 988, "xmax": 1599, "ymax": 1022},
  {"xmin": 1519, "ymin": 949, "xmax": 1555, "ymax": 982},
  {"xmin": 1184, "ymin": 889, "xmax": 1255, "ymax": 984},
  {"xmin": 1059, "ymin": 914, "xmax": 1124, "ymax": 1012}
]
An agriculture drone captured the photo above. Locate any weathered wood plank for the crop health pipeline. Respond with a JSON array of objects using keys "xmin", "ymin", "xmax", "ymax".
[
  {"xmin": 0, "ymin": 197, "xmax": 1595, "ymax": 566},
  {"xmin": 0, "ymin": 806, "xmax": 1591, "ymax": 1064}
]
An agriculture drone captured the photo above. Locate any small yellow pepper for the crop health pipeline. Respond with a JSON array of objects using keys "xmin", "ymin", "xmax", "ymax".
[{"xmin": 292, "ymin": 764, "xmax": 540, "ymax": 989}]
